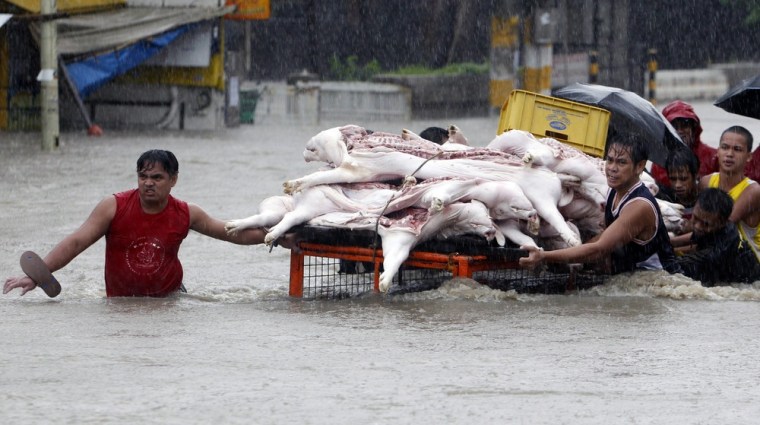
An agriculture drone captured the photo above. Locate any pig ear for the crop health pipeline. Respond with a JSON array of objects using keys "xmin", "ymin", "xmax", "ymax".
[
  {"xmin": 323, "ymin": 136, "xmax": 348, "ymax": 165},
  {"xmin": 558, "ymin": 187, "xmax": 575, "ymax": 207},
  {"xmin": 494, "ymin": 228, "xmax": 506, "ymax": 246}
]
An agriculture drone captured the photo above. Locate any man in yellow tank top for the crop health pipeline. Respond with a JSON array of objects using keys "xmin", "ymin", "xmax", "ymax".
[{"xmin": 699, "ymin": 126, "xmax": 760, "ymax": 261}]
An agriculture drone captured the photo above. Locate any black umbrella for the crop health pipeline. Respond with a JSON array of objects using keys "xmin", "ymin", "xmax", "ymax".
[
  {"xmin": 553, "ymin": 83, "xmax": 685, "ymax": 166},
  {"xmin": 714, "ymin": 73, "xmax": 760, "ymax": 119}
]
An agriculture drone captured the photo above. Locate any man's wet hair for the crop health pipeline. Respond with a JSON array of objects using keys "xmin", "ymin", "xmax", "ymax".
[
  {"xmin": 607, "ymin": 133, "xmax": 648, "ymax": 164},
  {"xmin": 137, "ymin": 150, "xmax": 179, "ymax": 177},
  {"xmin": 696, "ymin": 188, "xmax": 734, "ymax": 221},
  {"xmin": 722, "ymin": 125, "xmax": 754, "ymax": 152},
  {"xmin": 419, "ymin": 127, "xmax": 449, "ymax": 145},
  {"xmin": 666, "ymin": 147, "xmax": 700, "ymax": 176}
]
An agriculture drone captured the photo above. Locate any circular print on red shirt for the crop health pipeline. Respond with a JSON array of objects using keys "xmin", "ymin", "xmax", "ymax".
[{"xmin": 126, "ymin": 237, "xmax": 166, "ymax": 276}]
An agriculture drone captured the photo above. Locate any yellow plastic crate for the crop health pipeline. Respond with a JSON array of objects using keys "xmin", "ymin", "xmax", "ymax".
[{"xmin": 497, "ymin": 90, "xmax": 611, "ymax": 157}]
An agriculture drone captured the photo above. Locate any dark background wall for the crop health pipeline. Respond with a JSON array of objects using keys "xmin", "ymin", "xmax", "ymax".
[
  {"xmin": 226, "ymin": 0, "xmax": 760, "ymax": 89},
  {"xmin": 225, "ymin": 0, "xmax": 497, "ymax": 79},
  {"xmin": 631, "ymin": 0, "xmax": 758, "ymax": 70}
]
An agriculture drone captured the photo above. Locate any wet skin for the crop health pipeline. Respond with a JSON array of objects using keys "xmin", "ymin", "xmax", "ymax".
[
  {"xmin": 671, "ymin": 118, "xmax": 696, "ymax": 149},
  {"xmin": 716, "ymin": 131, "xmax": 751, "ymax": 179},
  {"xmin": 668, "ymin": 167, "xmax": 698, "ymax": 206},
  {"xmin": 605, "ymin": 144, "xmax": 646, "ymax": 207},
  {"xmin": 137, "ymin": 163, "xmax": 177, "ymax": 214},
  {"xmin": 691, "ymin": 204, "xmax": 725, "ymax": 239}
]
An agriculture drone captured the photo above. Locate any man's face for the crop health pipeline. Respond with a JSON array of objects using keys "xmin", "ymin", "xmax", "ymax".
[
  {"xmin": 717, "ymin": 131, "xmax": 751, "ymax": 175},
  {"xmin": 605, "ymin": 144, "xmax": 644, "ymax": 190},
  {"xmin": 691, "ymin": 204, "xmax": 726, "ymax": 238},
  {"xmin": 667, "ymin": 166, "xmax": 697, "ymax": 203},
  {"xmin": 137, "ymin": 162, "xmax": 177, "ymax": 205},
  {"xmin": 671, "ymin": 118, "xmax": 696, "ymax": 148}
]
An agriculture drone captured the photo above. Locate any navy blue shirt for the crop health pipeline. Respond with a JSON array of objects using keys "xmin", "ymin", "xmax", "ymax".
[
  {"xmin": 679, "ymin": 222, "xmax": 760, "ymax": 285},
  {"xmin": 605, "ymin": 181, "xmax": 682, "ymax": 274}
]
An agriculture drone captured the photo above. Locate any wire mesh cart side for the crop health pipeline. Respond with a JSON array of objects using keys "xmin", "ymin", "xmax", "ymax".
[{"xmin": 289, "ymin": 242, "xmax": 522, "ymax": 299}]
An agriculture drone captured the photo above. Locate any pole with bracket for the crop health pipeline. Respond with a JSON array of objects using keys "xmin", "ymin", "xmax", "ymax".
[
  {"xmin": 589, "ymin": 50, "xmax": 599, "ymax": 83},
  {"xmin": 647, "ymin": 48, "xmax": 658, "ymax": 105},
  {"xmin": 38, "ymin": 0, "xmax": 59, "ymax": 150}
]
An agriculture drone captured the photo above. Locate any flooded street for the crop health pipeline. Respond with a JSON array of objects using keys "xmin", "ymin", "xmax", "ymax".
[{"xmin": 2, "ymin": 99, "xmax": 760, "ymax": 424}]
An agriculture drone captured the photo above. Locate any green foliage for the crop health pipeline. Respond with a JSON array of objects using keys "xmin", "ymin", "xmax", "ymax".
[
  {"xmin": 389, "ymin": 62, "xmax": 489, "ymax": 76},
  {"xmin": 325, "ymin": 56, "xmax": 489, "ymax": 80},
  {"xmin": 327, "ymin": 55, "xmax": 382, "ymax": 81},
  {"xmin": 720, "ymin": 0, "xmax": 760, "ymax": 25}
]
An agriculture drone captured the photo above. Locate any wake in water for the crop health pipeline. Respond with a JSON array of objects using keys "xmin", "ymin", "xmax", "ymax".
[
  {"xmin": 20, "ymin": 268, "xmax": 760, "ymax": 304},
  {"xmin": 591, "ymin": 270, "xmax": 760, "ymax": 301},
  {"xmin": 393, "ymin": 272, "xmax": 760, "ymax": 303}
]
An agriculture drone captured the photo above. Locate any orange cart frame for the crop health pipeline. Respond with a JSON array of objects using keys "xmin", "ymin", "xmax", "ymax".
[{"xmin": 289, "ymin": 242, "xmax": 523, "ymax": 298}]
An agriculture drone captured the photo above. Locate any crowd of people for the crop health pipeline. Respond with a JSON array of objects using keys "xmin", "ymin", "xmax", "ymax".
[
  {"xmin": 523, "ymin": 99, "xmax": 760, "ymax": 286},
  {"xmin": 5, "ymin": 102, "xmax": 760, "ymax": 299}
]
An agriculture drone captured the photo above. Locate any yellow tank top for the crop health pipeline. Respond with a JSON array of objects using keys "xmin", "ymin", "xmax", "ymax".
[
  {"xmin": 708, "ymin": 173, "xmax": 753, "ymax": 201},
  {"xmin": 708, "ymin": 173, "xmax": 760, "ymax": 261}
]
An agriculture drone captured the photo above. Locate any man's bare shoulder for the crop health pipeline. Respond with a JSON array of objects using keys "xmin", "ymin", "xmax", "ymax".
[
  {"xmin": 698, "ymin": 174, "xmax": 711, "ymax": 190},
  {"xmin": 739, "ymin": 180, "xmax": 760, "ymax": 200},
  {"xmin": 92, "ymin": 195, "xmax": 117, "ymax": 214},
  {"xmin": 186, "ymin": 203, "xmax": 205, "ymax": 218},
  {"xmin": 731, "ymin": 182, "xmax": 760, "ymax": 225},
  {"xmin": 186, "ymin": 203, "xmax": 214, "ymax": 231},
  {"xmin": 620, "ymin": 197, "xmax": 657, "ymax": 221}
]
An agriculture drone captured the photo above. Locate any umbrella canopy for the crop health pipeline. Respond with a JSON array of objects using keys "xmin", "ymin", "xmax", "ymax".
[
  {"xmin": 714, "ymin": 73, "xmax": 760, "ymax": 119},
  {"xmin": 553, "ymin": 83, "xmax": 685, "ymax": 166}
]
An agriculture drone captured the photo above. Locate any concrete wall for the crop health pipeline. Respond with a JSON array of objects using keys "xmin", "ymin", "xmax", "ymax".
[
  {"xmin": 710, "ymin": 62, "xmax": 760, "ymax": 87},
  {"xmin": 652, "ymin": 69, "xmax": 729, "ymax": 104},
  {"xmin": 284, "ymin": 81, "xmax": 411, "ymax": 125},
  {"xmin": 649, "ymin": 62, "xmax": 760, "ymax": 104},
  {"xmin": 372, "ymin": 73, "xmax": 490, "ymax": 119}
]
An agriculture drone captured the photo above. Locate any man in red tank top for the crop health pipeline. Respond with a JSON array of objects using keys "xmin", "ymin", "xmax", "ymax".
[{"xmin": 4, "ymin": 150, "xmax": 294, "ymax": 297}]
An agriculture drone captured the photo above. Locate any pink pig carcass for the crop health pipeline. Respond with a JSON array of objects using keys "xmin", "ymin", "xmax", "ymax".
[
  {"xmin": 308, "ymin": 201, "xmax": 497, "ymax": 293},
  {"xmin": 284, "ymin": 125, "xmax": 581, "ymax": 247},
  {"xmin": 227, "ymin": 177, "xmax": 538, "ymax": 248}
]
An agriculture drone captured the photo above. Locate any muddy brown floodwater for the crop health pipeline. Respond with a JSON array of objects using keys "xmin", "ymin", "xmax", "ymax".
[{"xmin": 2, "ymin": 100, "xmax": 760, "ymax": 424}]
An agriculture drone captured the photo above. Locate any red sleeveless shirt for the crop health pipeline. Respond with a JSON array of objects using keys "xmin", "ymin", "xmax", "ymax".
[{"xmin": 105, "ymin": 189, "xmax": 190, "ymax": 297}]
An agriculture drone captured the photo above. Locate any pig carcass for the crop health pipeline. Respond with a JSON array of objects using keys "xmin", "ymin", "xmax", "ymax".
[
  {"xmin": 228, "ymin": 177, "xmax": 538, "ymax": 247},
  {"xmin": 285, "ymin": 125, "xmax": 581, "ymax": 247},
  {"xmin": 307, "ymin": 201, "xmax": 497, "ymax": 292},
  {"xmin": 224, "ymin": 195, "xmax": 294, "ymax": 235},
  {"xmin": 487, "ymin": 130, "xmax": 609, "ymax": 205}
]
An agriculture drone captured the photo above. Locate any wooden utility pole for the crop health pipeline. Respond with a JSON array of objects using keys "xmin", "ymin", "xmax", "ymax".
[{"xmin": 39, "ymin": 0, "xmax": 59, "ymax": 150}]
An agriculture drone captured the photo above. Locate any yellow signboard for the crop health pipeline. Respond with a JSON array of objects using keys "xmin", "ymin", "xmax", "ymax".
[{"xmin": 225, "ymin": 0, "xmax": 270, "ymax": 20}]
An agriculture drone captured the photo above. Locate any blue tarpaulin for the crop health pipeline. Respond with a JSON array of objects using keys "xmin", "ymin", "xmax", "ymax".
[
  {"xmin": 65, "ymin": 24, "xmax": 192, "ymax": 98},
  {"xmin": 29, "ymin": 6, "xmax": 234, "ymax": 99}
]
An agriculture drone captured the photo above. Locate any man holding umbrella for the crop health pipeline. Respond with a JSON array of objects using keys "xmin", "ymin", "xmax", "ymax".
[
  {"xmin": 715, "ymin": 73, "xmax": 760, "ymax": 181},
  {"xmin": 650, "ymin": 100, "xmax": 718, "ymax": 188}
]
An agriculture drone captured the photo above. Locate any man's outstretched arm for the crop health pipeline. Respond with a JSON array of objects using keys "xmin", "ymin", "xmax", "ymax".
[
  {"xmin": 4, "ymin": 196, "xmax": 116, "ymax": 295},
  {"xmin": 189, "ymin": 204, "xmax": 266, "ymax": 245}
]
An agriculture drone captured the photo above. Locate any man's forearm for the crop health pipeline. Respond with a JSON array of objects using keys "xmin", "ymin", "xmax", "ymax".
[
  {"xmin": 44, "ymin": 235, "xmax": 92, "ymax": 272},
  {"xmin": 227, "ymin": 227, "xmax": 267, "ymax": 245}
]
